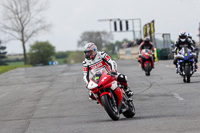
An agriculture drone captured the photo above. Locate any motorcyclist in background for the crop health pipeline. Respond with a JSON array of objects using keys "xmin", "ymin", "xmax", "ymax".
[
  {"xmin": 82, "ymin": 42, "xmax": 133, "ymax": 101},
  {"xmin": 187, "ymin": 33, "xmax": 199, "ymax": 69},
  {"xmin": 138, "ymin": 37, "xmax": 155, "ymax": 68},
  {"xmin": 172, "ymin": 31, "xmax": 195, "ymax": 73}
]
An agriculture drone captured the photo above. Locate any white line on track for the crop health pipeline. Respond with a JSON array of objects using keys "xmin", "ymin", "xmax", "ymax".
[
  {"xmin": 172, "ymin": 93, "xmax": 184, "ymax": 101},
  {"xmin": 0, "ymin": 92, "xmax": 10, "ymax": 99}
]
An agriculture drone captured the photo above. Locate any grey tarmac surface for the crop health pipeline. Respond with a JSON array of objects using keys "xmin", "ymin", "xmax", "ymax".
[{"xmin": 0, "ymin": 60, "xmax": 200, "ymax": 133}]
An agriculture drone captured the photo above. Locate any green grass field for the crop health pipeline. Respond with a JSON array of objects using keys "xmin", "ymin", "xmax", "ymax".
[
  {"xmin": 56, "ymin": 58, "xmax": 66, "ymax": 64},
  {"xmin": 0, "ymin": 58, "xmax": 66, "ymax": 74},
  {"xmin": 7, "ymin": 61, "xmax": 24, "ymax": 66},
  {"xmin": 0, "ymin": 65, "xmax": 32, "ymax": 74}
]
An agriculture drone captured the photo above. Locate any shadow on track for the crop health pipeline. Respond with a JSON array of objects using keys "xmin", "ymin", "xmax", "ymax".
[
  {"xmin": 85, "ymin": 114, "xmax": 184, "ymax": 123},
  {"xmin": 130, "ymin": 114, "xmax": 184, "ymax": 121}
]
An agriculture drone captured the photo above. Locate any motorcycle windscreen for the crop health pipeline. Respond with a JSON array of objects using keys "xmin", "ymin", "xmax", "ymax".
[{"xmin": 91, "ymin": 73, "xmax": 102, "ymax": 84}]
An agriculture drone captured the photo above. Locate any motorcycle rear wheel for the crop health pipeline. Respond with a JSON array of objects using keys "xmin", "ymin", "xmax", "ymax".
[
  {"xmin": 123, "ymin": 100, "xmax": 135, "ymax": 118},
  {"xmin": 101, "ymin": 94, "xmax": 120, "ymax": 121}
]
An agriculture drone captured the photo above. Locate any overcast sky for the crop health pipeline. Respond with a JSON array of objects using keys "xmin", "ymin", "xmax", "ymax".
[{"xmin": 1, "ymin": 0, "xmax": 200, "ymax": 54}]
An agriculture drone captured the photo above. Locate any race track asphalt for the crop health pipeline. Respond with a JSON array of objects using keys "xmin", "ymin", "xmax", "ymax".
[{"xmin": 0, "ymin": 60, "xmax": 200, "ymax": 133}]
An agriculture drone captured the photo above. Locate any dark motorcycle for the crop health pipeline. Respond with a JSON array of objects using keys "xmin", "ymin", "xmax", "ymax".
[{"xmin": 175, "ymin": 46, "xmax": 196, "ymax": 83}]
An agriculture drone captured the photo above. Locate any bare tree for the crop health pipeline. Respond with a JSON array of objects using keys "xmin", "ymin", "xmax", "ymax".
[
  {"xmin": 77, "ymin": 31, "xmax": 113, "ymax": 50},
  {"xmin": 0, "ymin": 0, "xmax": 51, "ymax": 65}
]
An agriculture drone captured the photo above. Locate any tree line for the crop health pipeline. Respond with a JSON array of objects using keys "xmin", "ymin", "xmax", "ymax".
[{"xmin": 0, "ymin": 0, "xmax": 132, "ymax": 66}]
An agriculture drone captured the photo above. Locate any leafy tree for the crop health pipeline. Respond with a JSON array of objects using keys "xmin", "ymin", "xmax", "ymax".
[
  {"xmin": 29, "ymin": 41, "xmax": 55, "ymax": 65},
  {"xmin": 64, "ymin": 51, "xmax": 85, "ymax": 64},
  {"xmin": 104, "ymin": 40, "xmax": 126, "ymax": 54},
  {"xmin": 55, "ymin": 51, "xmax": 69, "ymax": 59},
  {"xmin": 0, "ymin": 0, "xmax": 51, "ymax": 65},
  {"xmin": 77, "ymin": 31, "xmax": 113, "ymax": 50}
]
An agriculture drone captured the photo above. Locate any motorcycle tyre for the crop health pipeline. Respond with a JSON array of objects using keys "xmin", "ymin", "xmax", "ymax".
[
  {"xmin": 101, "ymin": 95, "xmax": 120, "ymax": 121},
  {"xmin": 145, "ymin": 63, "xmax": 150, "ymax": 76},
  {"xmin": 184, "ymin": 65, "xmax": 191, "ymax": 83},
  {"xmin": 123, "ymin": 101, "xmax": 135, "ymax": 118}
]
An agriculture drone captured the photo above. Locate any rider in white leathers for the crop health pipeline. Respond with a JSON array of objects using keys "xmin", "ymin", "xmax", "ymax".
[{"xmin": 82, "ymin": 43, "xmax": 133, "ymax": 100}]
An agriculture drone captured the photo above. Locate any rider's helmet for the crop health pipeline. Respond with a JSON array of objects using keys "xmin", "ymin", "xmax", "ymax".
[
  {"xmin": 144, "ymin": 37, "xmax": 150, "ymax": 43},
  {"xmin": 187, "ymin": 33, "xmax": 192, "ymax": 39},
  {"xmin": 179, "ymin": 30, "xmax": 187, "ymax": 42},
  {"xmin": 83, "ymin": 42, "xmax": 97, "ymax": 60}
]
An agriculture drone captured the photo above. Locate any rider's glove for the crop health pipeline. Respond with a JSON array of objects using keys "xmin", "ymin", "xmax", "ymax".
[
  {"xmin": 110, "ymin": 70, "xmax": 118, "ymax": 78},
  {"xmin": 111, "ymin": 71, "xmax": 117, "ymax": 75}
]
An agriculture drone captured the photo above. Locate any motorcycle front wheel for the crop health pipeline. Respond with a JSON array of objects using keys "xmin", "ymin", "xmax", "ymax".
[
  {"xmin": 184, "ymin": 65, "xmax": 191, "ymax": 83},
  {"xmin": 101, "ymin": 94, "xmax": 120, "ymax": 121},
  {"xmin": 145, "ymin": 63, "xmax": 150, "ymax": 76}
]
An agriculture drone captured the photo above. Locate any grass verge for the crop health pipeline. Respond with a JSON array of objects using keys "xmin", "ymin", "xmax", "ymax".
[{"xmin": 0, "ymin": 65, "xmax": 32, "ymax": 74}]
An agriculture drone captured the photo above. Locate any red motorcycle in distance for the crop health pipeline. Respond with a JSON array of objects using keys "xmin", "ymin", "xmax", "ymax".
[
  {"xmin": 87, "ymin": 71, "xmax": 135, "ymax": 121},
  {"xmin": 139, "ymin": 49, "xmax": 154, "ymax": 76}
]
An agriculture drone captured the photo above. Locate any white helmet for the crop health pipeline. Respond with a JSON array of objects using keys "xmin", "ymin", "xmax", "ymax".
[
  {"xmin": 83, "ymin": 43, "xmax": 97, "ymax": 60},
  {"xmin": 179, "ymin": 30, "xmax": 187, "ymax": 42}
]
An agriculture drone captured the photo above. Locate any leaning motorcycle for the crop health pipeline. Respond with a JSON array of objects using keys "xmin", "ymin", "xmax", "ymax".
[
  {"xmin": 139, "ymin": 49, "xmax": 153, "ymax": 76},
  {"xmin": 175, "ymin": 46, "xmax": 196, "ymax": 83},
  {"xmin": 87, "ymin": 71, "xmax": 135, "ymax": 121}
]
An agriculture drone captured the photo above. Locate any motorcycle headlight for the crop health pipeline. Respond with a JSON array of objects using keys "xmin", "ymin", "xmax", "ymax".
[
  {"xmin": 87, "ymin": 80, "xmax": 98, "ymax": 90},
  {"xmin": 185, "ymin": 53, "xmax": 187, "ymax": 57}
]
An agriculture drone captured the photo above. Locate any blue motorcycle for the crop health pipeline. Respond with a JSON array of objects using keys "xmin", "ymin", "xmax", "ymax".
[{"xmin": 176, "ymin": 46, "xmax": 196, "ymax": 83}]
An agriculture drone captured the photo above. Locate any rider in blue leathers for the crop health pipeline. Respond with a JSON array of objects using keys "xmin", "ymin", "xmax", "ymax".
[{"xmin": 173, "ymin": 31, "xmax": 195, "ymax": 73}]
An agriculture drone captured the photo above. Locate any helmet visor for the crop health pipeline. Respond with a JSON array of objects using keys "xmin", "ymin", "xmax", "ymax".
[
  {"xmin": 84, "ymin": 50, "xmax": 93, "ymax": 60},
  {"xmin": 180, "ymin": 35, "xmax": 186, "ymax": 39}
]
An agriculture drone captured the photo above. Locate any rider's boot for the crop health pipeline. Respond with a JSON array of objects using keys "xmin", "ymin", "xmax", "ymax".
[
  {"xmin": 124, "ymin": 85, "xmax": 134, "ymax": 99},
  {"xmin": 125, "ymin": 87, "xmax": 134, "ymax": 97}
]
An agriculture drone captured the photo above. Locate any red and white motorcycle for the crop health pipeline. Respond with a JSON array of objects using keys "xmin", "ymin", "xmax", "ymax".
[
  {"xmin": 138, "ymin": 49, "xmax": 154, "ymax": 76},
  {"xmin": 87, "ymin": 71, "xmax": 135, "ymax": 121}
]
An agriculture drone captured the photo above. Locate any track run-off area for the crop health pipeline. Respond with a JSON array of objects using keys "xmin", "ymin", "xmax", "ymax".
[{"xmin": 0, "ymin": 60, "xmax": 200, "ymax": 133}]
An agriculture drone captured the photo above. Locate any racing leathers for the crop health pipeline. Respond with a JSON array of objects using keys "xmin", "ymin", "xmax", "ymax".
[
  {"xmin": 82, "ymin": 51, "xmax": 133, "ymax": 100},
  {"xmin": 138, "ymin": 41, "xmax": 155, "ymax": 68}
]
